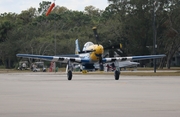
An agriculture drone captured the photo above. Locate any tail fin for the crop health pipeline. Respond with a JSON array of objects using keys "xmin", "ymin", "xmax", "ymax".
[{"xmin": 75, "ymin": 39, "xmax": 80, "ymax": 54}]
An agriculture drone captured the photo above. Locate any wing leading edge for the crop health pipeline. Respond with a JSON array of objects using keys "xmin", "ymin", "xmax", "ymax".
[
  {"xmin": 131, "ymin": 54, "xmax": 166, "ymax": 61},
  {"xmin": 16, "ymin": 54, "xmax": 166, "ymax": 63},
  {"xmin": 16, "ymin": 54, "xmax": 87, "ymax": 63},
  {"xmin": 103, "ymin": 54, "xmax": 166, "ymax": 63}
]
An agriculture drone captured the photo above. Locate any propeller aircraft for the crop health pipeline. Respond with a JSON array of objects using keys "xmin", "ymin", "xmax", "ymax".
[{"xmin": 16, "ymin": 27, "xmax": 166, "ymax": 80}]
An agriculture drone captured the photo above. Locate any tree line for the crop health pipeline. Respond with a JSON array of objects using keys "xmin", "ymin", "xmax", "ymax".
[{"xmin": 0, "ymin": 0, "xmax": 180, "ymax": 69}]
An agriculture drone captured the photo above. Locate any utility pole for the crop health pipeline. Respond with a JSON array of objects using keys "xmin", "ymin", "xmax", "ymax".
[
  {"xmin": 54, "ymin": 0, "xmax": 56, "ymax": 56},
  {"xmin": 152, "ymin": 0, "xmax": 157, "ymax": 73},
  {"xmin": 53, "ymin": 0, "xmax": 56, "ymax": 72}
]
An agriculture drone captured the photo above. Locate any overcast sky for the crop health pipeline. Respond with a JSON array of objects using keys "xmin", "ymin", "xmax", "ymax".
[{"xmin": 0, "ymin": 0, "xmax": 109, "ymax": 14}]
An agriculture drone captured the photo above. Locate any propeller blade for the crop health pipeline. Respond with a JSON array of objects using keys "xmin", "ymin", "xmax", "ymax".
[
  {"xmin": 92, "ymin": 27, "xmax": 99, "ymax": 44},
  {"xmin": 104, "ymin": 43, "xmax": 123, "ymax": 49},
  {"xmin": 104, "ymin": 42, "xmax": 127, "ymax": 57},
  {"xmin": 103, "ymin": 53, "xmax": 109, "ymax": 58},
  {"xmin": 98, "ymin": 56, "xmax": 104, "ymax": 71}
]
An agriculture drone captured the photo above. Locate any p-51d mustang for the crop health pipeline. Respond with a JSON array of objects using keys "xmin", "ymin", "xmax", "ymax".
[
  {"xmin": 16, "ymin": 27, "xmax": 166, "ymax": 80},
  {"xmin": 16, "ymin": 40, "xmax": 165, "ymax": 80}
]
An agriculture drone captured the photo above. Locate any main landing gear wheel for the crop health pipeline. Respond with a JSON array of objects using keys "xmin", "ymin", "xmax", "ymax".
[
  {"xmin": 67, "ymin": 71, "xmax": 72, "ymax": 80},
  {"xmin": 114, "ymin": 70, "xmax": 120, "ymax": 80}
]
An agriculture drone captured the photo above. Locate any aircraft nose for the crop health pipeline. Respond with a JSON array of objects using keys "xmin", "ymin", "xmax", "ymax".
[{"xmin": 96, "ymin": 45, "xmax": 104, "ymax": 54}]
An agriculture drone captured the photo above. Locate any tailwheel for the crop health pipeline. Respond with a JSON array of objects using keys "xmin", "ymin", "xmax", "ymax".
[
  {"xmin": 114, "ymin": 70, "xmax": 120, "ymax": 80},
  {"xmin": 67, "ymin": 70, "xmax": 72, "ymax": 80}
]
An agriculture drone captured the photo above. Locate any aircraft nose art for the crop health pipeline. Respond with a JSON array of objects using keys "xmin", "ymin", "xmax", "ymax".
[{"xmin": 96, "ymin": 45, "xmax": 104, "ymax": 54}]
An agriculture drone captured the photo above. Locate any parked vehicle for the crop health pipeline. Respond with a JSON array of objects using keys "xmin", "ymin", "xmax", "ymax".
[{"xmin": 32, "ymin": 62, "xmax": 46, "ymax": 72}]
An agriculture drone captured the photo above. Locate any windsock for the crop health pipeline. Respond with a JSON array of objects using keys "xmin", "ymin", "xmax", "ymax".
[{"xmin": 46, "ymin": 3, "xmax": 55, "ymax": 16}]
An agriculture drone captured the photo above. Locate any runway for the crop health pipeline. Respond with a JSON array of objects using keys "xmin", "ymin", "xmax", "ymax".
[{"xmin": 0, "ymin": 72, "xmax": 180, "ymax": 117}]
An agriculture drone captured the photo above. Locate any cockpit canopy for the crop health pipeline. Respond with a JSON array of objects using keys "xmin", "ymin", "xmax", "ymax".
[{"xmin": 83, "ymin": 42, "xmax": 94, "ymax": 51}]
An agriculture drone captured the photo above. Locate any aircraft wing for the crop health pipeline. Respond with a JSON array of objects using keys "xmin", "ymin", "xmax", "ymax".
[
  {"xmin": 17, "ymin": 54, "xmax": 166, "ymax": 64},
  {"xmin": 16, "ymin": 54, "xmax": 89, "ymax": 63},
  {"xmin": 16, "ymin": 54, "xmax": 81, "ymax": 63},
  {"xmin": 118, "ymin": 61, "xmax": 139, "ymax": 68},
  {"xmin": 103, "ymin": 54, "xmax": 166, "ymax": 62}
]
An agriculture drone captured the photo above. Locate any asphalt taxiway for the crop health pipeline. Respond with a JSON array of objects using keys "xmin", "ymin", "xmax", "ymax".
[{"xmin": 0, "ymin": 72, "xmax": 180, "ymax": 117}]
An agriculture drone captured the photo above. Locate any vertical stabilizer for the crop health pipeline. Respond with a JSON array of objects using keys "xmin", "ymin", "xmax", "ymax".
[{"xmin": 75, "ymin": 39, "xmax": 80, "ymax": 54}]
